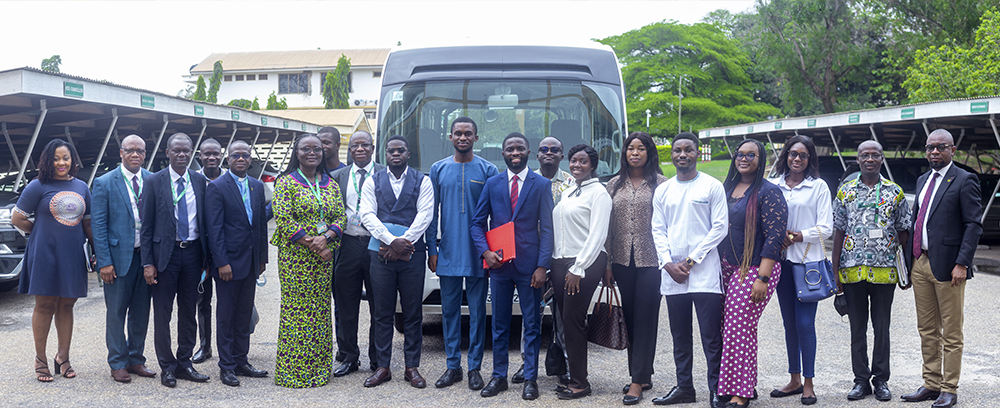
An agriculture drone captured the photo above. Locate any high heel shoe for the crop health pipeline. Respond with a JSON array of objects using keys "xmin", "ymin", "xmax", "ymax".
[
  {"xmin": 54, "ymin": 355, "xmax": 76, "ymax": 378},
  {"xmin": 35, "ymin": 357, "xmax": 53, "ymax": 382}
]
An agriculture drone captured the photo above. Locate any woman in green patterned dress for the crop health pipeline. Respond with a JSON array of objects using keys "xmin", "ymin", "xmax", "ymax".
[{"xmin": 270, "ymin": 134, "xmax": 346, "ymax": 388}]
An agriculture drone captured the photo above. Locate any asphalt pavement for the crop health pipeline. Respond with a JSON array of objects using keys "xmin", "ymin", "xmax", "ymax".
[{"xmin": 1, "ymin": 228, "xmax": 998, "ymax": 407}]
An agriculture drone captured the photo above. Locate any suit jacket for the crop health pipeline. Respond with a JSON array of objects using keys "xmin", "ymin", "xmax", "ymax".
[
  {"xmin": 92, "ymin": 167, "xmax": 152, "ymax": 277},
  {"xmin": 471, "ymin": 169, "xmax": 554, "ymax": 274},
  {"xmin": 907, "ymin": 163, "xmax": 983, "ymax": 281},
  {"xmin": 140, "ymin": 168, "xmax": 208, "ymax": 272},
  {"xmin": 205, "ymin": 173, "xmax": 269, "ymax": 281},
  {"xmin": 331, "ymin": 162, "xmax": 386, "ymax": 208}
]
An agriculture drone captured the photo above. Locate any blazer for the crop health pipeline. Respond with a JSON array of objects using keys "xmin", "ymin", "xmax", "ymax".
[
  {"xmin": 331, "ymin": 162, "xmax": 386, "ymax": 207},
  {"xmin": 907, "ymin": 163, "xmax": 983, "ymax": 281},
  {"xmin": 471, "ymin": 169, "xmax": 554, "ymax": 274},
  {"xmin": 92, "ymin": 167, "xmax": 152, "ymax": 277},
  {"xmin": 140, "ymin": 168, "xmax": 208, "ymax": 272},
  {"xmin": 205, "ymin": 173, "xmax": 269, "ymax": 281}
]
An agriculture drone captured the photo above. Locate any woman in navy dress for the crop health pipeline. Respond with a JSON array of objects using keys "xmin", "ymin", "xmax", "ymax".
[{"xmin": 11, "ymin": 139, "xmax": 93, "ymax": 382}]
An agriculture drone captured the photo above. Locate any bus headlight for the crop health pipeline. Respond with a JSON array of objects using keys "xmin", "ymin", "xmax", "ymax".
[{"xmin": 0, "ymin": 209, "xmax": 11, "ymax": 225}]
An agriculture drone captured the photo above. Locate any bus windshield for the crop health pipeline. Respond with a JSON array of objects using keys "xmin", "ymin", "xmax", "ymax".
[{"xmin": 377, "ymin": 79, "xmax": 624, "ymax": 177}]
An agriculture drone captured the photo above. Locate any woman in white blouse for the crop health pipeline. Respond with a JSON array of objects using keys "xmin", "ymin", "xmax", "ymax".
[
  {"xmin": 551, "ymin": 144, "xmax": 612, "ymax": 400},
  {"xmin": 768, "ymin": 135, "xmax": 832, "ymax": 406}
]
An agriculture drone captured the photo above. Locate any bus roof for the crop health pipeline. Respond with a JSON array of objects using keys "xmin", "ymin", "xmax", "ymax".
[{"xmin": 380, "ymin": 45, "xmax": 622, "ymax": 87}]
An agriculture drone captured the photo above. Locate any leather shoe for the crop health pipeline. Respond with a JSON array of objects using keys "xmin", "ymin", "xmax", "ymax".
[
  {"xmin": 901, "ymin": 386, "xmax": 941, "ymax": 402},
  {"xmin": 468, "ymin": 369, "xmax": 485, "ymax": 390},
  {"xmin": 558, "ymin": 372, "xmax": 571, "ymax": 385},
  {"xmin": 522, "ymin": 380, "xmax": 539, "ymax": 400},
  {"xmin": 480, "ymin": 377, "xmax": 508, "ymax": 397},
  {"xmin": 434, "ymin": 368, "xmax": 462, "ymax": 388},
  {"xmin": 220, "ymin": 369, "xmax": 239, "ymax": 387},
  {"xmin": 191, "ymin": 347, "xmax": 211, "ymax": 364},
  {"xmin": 334, "ymin": 361, "xmax": 360, "ymax": 378},
  {"xmin": 622, "ymin": 382, "xmax": 654, "ymax": 394},
  {"xmin": 176, "ymin": 367, "xmax": 209, "ymax": 382},
  {"xmin": 770, "ymin": 385, "xmax": 803, "ymax": 398},
  {"xmin": 873, "ymin": 381, "xmax": 891, "ymax": 401},
  {"xmin": 235, "ymin": 364, "xmax": 268, "ymax": 378},
  {"xmin": 623, "ymin": 393, "xmax": 642, "ymax": 405},
  {"xmin": 801, "ymin": 395, "xmax": 817, "ymax": 405},
  {"xmin": 126, "ymin": 364, "xmax": 156, "ymax": 378},
  {"xmin": 847, "ymin": 382, "xmax": 872, "ymax": 400},
  {"xmin": 111, "ymin": 369, "xmax": 131, "ymax": 383},
  {"xmin": 652, "ymin": 386, "xmax": 697, "ymax": 405},
  {"xmin": 160, "ymin": 370, "xmax": 176, "ymax": 388},
  {"xmin": 512, "ymin": 364, "xmax": 525, "ymax": 384},
  {"xmin": 364, "ymin": 367, "xmax": 392, "ymax": 387},
  {"xmin": 710, "ymin": 391, "xmax": 722, "ymax": 408},
  {"xmin": 404, "ymin": 367, "xmax": 426, "ymax": 388},
  {"xmin": 557, "ymin": 386, "xmax": 592, "ymax": 400},
  {"xmin": 931, "ymin": 392, "xmax": 957, "ymax": 408}
]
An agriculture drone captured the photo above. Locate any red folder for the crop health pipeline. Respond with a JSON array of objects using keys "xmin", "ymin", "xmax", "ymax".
[{"xmin": 483, "ymin": 221, "xmax": 516, "ymax": 269}]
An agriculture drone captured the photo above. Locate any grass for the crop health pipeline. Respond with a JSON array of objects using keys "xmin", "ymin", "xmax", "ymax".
[{"xmin": 660, "ymin": 159, "xmax": 732, "ymax": 182}]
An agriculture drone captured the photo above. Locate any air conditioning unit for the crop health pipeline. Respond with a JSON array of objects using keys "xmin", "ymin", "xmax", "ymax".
[{"xmin": 354, "ymin": 100, "xmax": 361, "ymax": 106}]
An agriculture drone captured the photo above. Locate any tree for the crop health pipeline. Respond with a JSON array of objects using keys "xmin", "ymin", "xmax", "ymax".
[
  {"xmin": 266, "ymin": 92, "xmax": 288, "ymax": 110},
  {"xmin": 207, "ymin": 61, "xmax": 223, "ymax": 103},
  {"xmin": 598, "ymin": 20, "xmax": 780, "ymax": 138},
  {"xmin": 323, "ymin": 54, "xmax": 352, "ymax": 109},
  {"xmin": 41, "ymin": 55, "xmax": 61, "ymax": 73},
  {"xmin": 177, "ymin": 85, "xmax": 195, "ymax": 98},
  {"xmin": 228, "ymin": 99, "xmax": 254, "ymax": 109},
  {"xmin": 192, "ymin": 76, "xmax": 207, "ymax": 101},
  {"xmin": 903, "ymin": 8, "xmax": 1000, "ymax": 102},
  {"xmin": 252, "ymin": 97, "xmax": 260, "ymax": 110}
]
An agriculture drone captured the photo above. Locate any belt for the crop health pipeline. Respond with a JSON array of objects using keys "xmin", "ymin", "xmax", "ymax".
[
  {"xmin": 176, "ymin": 239, "xmax": 200, "ymax": 249},
  {"xmin": 345, "ymin": 234, "xmax": 371, "ymax": 242},
  {"xmin": 134, "ymin": 247, "xmax": 141, "ymax": 253}
]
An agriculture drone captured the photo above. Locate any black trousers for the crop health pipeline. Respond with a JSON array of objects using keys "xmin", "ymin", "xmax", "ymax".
[
  {"xmin": 550, "ymin": 253, "xmax": 607, "ymax": 390},
  {"xmin": 333, "ymin": 234, "xmax": 378, "ymax": 365},
  {"xmin": 195, "ymin": 269, "xmax": 212, "ymax": 352},
  {"xmin": 666, "ymin": 292, "xmax": 724, "ymax": 392},
  {"xmin": 843, "ymin": 280, "xmax": 895, "ymax": 385},
  {"xmin": 214, "ymin": 273, "xmax": 256, "ymax": 370},
  {"xmin": 370, "ymin": 251, "xmax": 425, "ymax": 368},
  {"xmin": 612, "ymin": 261, "xmax": 662, "ymax": 385},
  {"xmin": 151, "ymin": 243, "xmax": 204, "ymax": 372}
]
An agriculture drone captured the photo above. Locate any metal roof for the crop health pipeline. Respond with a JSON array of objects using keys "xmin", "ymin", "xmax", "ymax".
[{"xmin": 189, "ymin": 49, "xmax": 391, "ymax": 74}]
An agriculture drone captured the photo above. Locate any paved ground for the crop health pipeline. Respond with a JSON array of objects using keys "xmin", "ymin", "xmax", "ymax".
[{"xmin": 1, "ymin": 229, "xmax": 999, "ymax": 407}]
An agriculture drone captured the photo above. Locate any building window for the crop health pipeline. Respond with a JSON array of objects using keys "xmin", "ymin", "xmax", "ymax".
[
  {"xmin": 373, "ymin": 71, "xmax": 382, "ymax": 78},
  {"xmin": 235, "ymin": 75, "xmax": 244, "ymax": 81},
  {"xmin": 319, "ymin": 71, "xmax": 354, "ymax": 92},
  {"xmin": 246, "ymin": 74, "xmax": 255, "ymax": 81},
  {"xmin": 279, "ymin": 73, "xmax": 309, "ymax": 94},
  {"xmin": 224, "ymin": 75, "xmax": 232, "ymax": 82},
  {"xmin": 259, "ymin": 74, "xmax": 268, "ymax": 80}
]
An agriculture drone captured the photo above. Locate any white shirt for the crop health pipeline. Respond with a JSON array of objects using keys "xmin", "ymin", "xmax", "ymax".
[
  {"xmin": 169, "ymin": 166, "xmax": 199, "ymax": 241},
  {"xmin": 345, "ymin": 161, "xmax": 375, "ymax": 237},
  {"xmin": 651, "ymin": 173, "xmax": 729, "ymax": 295},
  {"xmin": 917, "ymin": 161, "xmax": 953, "ymax": 250},
  {"xmin": 359, "ymin": 167, "xmax": 435, "ymax": 246},
  {"xmin": 198, "ymin": 167, "xmax": 227, "ymax": 183},
  {"xmin": 552, "ymin": 178, "xmax": 612, "ymax": 277},
  {"xmin": 769, "ymin": 175, "xmax": 833, "ymax": 263},
  {"xmin": 507, "ymin": 167, "xmax": 529, "ymax": 201},
  {"xmin": 121, "ymin": 165, "xmax": 143, "ymax": 248}
]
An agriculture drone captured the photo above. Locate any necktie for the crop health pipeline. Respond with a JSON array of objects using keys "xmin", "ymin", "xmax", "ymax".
[
  {"xmin": 239, "ymin": 178, "xmax": 252, "ymax": 223},
  {"xmin": 912, "ymin": 173, "xmax": 940, "ymax": 256},
  {"xmin": 132, "ymin": 175, "xmax": 142, "ymax": 221},
  {"xmin": 358, "ymin": 168, "xmax": 368, "ymax": 192},
  {"xmin": 510, "ymin": 174, "xmax": 519, "ymax": 213},
  {"xmin": 176, "ymin": 177, "xmax": 189, "ymax": 241}
]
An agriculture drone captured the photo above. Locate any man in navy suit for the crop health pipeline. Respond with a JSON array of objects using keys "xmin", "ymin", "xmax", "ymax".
[
  {"xmin": 93, "ymin": 134, "xmax": 157, "ymax": 383},
  {"xmin": 204, "ymin": 140, "xmax": 269, "ymax": 387},
  {"xmin": 471, "ymin": 132, "xmax": 554, "ymax": 400},
  {"xmin": 141, "ymin": 133, "xmax": 211, "ymax": 387}
]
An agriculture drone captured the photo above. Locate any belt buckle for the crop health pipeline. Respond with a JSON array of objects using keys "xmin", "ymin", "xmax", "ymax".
[{"xmin": 179, "ymin": 240, "xmax": 190, "ymax": 249}]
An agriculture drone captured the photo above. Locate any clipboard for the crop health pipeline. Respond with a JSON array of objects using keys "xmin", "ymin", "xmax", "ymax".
[
  {"xmin": 368, "ymin": 223, "xmax": 412, "ymax": 261},
  {"xmin": 484, "ymin": 221, "xmax": 516, "ymax": 269}
]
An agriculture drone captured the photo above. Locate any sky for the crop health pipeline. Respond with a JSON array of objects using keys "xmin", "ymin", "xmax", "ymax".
[{"xmin": 2, "ymin": 1, "xmax": 754, "ymax": 96}]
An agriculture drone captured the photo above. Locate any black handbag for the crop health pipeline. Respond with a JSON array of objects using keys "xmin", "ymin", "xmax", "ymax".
[
  {"xmin": 545, "ymin": 341, "xmax": 567, "ymax": 376},
  {"xmin": 791, "ymin": 226, "xmax": 837, "ymax": 302},
  {"xmin": 834, "ymin": 294, "xmax": 849, "ymax": 317},
  {"xmin": 586, "ymin": 286, "xmax": 629, "ymax": 350}
]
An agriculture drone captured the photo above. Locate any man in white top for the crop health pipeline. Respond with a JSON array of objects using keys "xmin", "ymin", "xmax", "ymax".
[
  {"xmin": 650, "ymin": 133, "xmax": 729, "ymax": 407},
  {"xmin": 359, "ymin": 135, "xmax": 435, "ymax": 389}
]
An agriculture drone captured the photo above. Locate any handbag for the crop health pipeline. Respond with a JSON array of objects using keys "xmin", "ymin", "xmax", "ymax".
[
  {"xmin": 792, "ymin": 226, "xmax": 837, "ymax": 302},
  {"xmin": 544, "ymin": 341, "xmax": 567, "ymax": 376},
  {"xmin": 833, "ymin": 294, "xmax": 849, "ymax": 317},
  {"xmin": 586, "ymin": 286, "xmax": 629, "ymax": 350}
]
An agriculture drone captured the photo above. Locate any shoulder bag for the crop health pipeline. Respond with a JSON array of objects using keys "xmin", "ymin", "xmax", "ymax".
[
  {"xmin": 792, "ymin": 226, "xmax": 837, "ymax": 302},
  {"xmin": 586, "ymin": 285, "xmax": 629, "ymax": 350}
]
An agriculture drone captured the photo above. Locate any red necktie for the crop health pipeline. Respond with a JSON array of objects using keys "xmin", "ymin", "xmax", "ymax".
[
  {"xmin": 912, "ymin": 173, "xmax": 939, "ymax": 256},
  {"xmin": 511, "ymin": 174, "xmax": 519, "ymax": 213}
]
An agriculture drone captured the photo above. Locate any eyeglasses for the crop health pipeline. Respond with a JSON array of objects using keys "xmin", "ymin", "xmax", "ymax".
[
  {"xmin": 538, "ymin": 146, "xmax": 561, "ymax": 154},
  {"xmin": 348, "ymin": 143, "xmax": 373, "ymax": 150},
  {"xmin": 859, "ymin": 153, "xmax": 883, "ymax": 160},
  {"xmin": 229, "ymin": 153, "xmax": 251, "ymax": 160},
  {"xmin": 735, "ymin": 152, "xmax": 756, "ymax": 162},
  {"xmin": 787, "ymin": 151, "xmax": 809, "ymax": 160},
  {"xmin": 122, "ymin": 148, "xmax": 145, "ymax": 155},
  {"xmin": 387, "ymin": 147, "xmax": 408, "ymax": 154},
  {"xmin": 926, "ymin": 143, "xmax": 953, "ymax": 152},
  {"xmin": 298, "ymin": 147, "xmax": 323, "ymax": 154}
]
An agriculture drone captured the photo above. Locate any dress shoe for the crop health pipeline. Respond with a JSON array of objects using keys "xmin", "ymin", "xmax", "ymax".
[
  {"xmin": 160, "ymin": 370, "xmax": 177, "ymax": 388},
  {"xmin": 801, "ymin": 395, "xmax": 817, "ymax": 405},
  {"xmin": 404, "ymin": 367, "xmax": 426, "ymax": 388},
  {"xmin": 364, "ymin": 367, "xmax": 392, "ymax": 387},
  {"xmin": 622, "ymin": 382, "xmax": 654, "ymax": 394},
  {"xmin": 522, "ymin": 380, "xmax": 539, "ymax": 400},
  {"xmin": 235, "ymin": 364, "xmax": 268, "ymax": 378},
  {"xmin": 652, "ymin": 386, "xmax": 697, "ymax": 405},
  {"xmin": 334, "ymin": 361, "xmax": 360, "ymax": 378},
  {"xmin": 480, "ymin": 377, "xmax": 508, "ymax": 397},
  {"xmin": 512, "ymin": 364, "xmax": 525, "ymax": 384},
  {"xmin": 434, "ymin": 368, "xmax": 462, "ymax": 388},
  {"xmin": 191, "ymin": 347, "xmax": 211, "ymax": 364},
  {"xmin": 931, "ymin": 392, "xmax": 957, "ymax": 408},
  {"xmin": 468, "ymin": 369, "xmax": 485, "ymax": 390},
  {"xmin": 557, "ymin": 386, "xmax": 592, "ymax": 400},
  {"xmin": 847, "ymin": 382, "xmax": 872, "ymax": 400},
  {"xmin": 176, "ymin": 367, "xmax": 210, "ymax": 383},
  {"xmin": 220, "ymin": 369, "xmax": 239, "ymax": 387},
  {"xmin": 873, "ymin": 381, "xmax": 891, "ymax": 401},
  {"xmin": 623, "ymin": 393, "xmax": 642, "ymax": 405},
  {"xmin": 901, "ymin": 386, "xmax": 940, "ymax": 402},
  {"xmin": 770, "ymin": 385, "xmax": 803, "ymax": 398},
  {"xmin": 710, "ymin": 391, "xmax": 722, "ymax": 408},
  {"xmin": 126, "ymin": 364, "xmax": 156, "ymax": 378},
  {"xmin": 111, "ymin": 369, "xmax": 131, "ymax": 383}
]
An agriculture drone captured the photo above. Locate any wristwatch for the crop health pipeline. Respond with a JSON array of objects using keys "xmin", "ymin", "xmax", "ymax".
[
  {"xmin": 756, "ymin": 274, "xmax": 770, "ymax": 283},
  {"xmin": 684, "ymin": 257, "xmax": 696, "ymax": 267}
]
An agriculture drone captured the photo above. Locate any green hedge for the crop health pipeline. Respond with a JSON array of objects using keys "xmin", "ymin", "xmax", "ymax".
[{"xmin": 656, "ymin": 145, "xmax": 671, "ymax": 163}]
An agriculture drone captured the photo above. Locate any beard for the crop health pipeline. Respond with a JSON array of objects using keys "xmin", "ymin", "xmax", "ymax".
[{"xmin": 929, "ymin": 160, "xmax": 947, "ymax": 170}]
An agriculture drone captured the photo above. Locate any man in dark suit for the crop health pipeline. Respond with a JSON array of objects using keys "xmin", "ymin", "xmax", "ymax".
[
  {"xmin": 471, "ymin": 132, "xmax": 554, "ymax": 400},
  {"xmin": 330, "ymin": 130, "xmax": 384, "ymax": 377},
  {"xmin": 204, "ymin": 140, "xmax": 269, "ymax": 387},
  {"xmin": 902, "ymin": 129, "xmax": 982, "ymax": 408},
  {"xmin": 141, "ymin": 133, "xmax": 211, "ymax": 387},
  {"xmin": 93, "ymin": 134, "xmax": 157, "ymax": 383},
  {"xmin": 192, "ymin": 138, "xmax": 225, "ymax": 364}
]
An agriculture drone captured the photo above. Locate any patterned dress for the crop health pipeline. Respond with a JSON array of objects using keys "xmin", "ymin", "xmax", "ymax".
[
  {"xmin": 15, "ymin": 178, "xmax": 91, "ymax": 298},
  {"xmin": 270, "ymin": 171, "xmax": 346, "ymax": 388}
]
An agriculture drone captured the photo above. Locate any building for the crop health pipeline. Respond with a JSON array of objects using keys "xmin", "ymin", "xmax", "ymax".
[{"xmin": 256, "ymin": 109, "xmax": 373, "ymax": 164}]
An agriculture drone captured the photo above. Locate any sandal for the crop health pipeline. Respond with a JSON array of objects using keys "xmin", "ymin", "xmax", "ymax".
[
  {"xmin": 35, "ymin": 357, "xmax": 53, "ymax": 382},
  {"xmin": 53, "ymin": 355, "xmax": 76, "ymax": 378}
]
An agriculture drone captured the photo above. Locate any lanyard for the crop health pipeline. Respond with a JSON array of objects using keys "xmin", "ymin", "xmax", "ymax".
[
  {"xmin": 122, "ymin": 167, "xmax": 141, "ymax": 203},
  {"xmin": 350, "ymin": 168, "xmax": 363, "ymax": 211},
  {"xmin": 297, "ymin": 169, "xmax": 325, "ymax": 219},
  {"xmin": 858, "ymin": 179, "xmax": 883, "ymax": 224},
  {"xmin": 170, "ymin": 171, "xmax": 191, "ymax": 205}
]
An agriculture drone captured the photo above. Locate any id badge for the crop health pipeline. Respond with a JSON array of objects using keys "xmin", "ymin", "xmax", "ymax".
[
  {"xmin": 868, "ymin": 228, "xmax": 883, "ymax": 239},
  {"xmin": 135, "ymin": 220, "xmax": 141, "ymax": 230},
  {"xmin": 316, "ymin": 223, "xmax": 328, "ymax": 235},
  {"xmin": 348, "ymin": 214, "xmax": 362, "ymax": 229}
]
